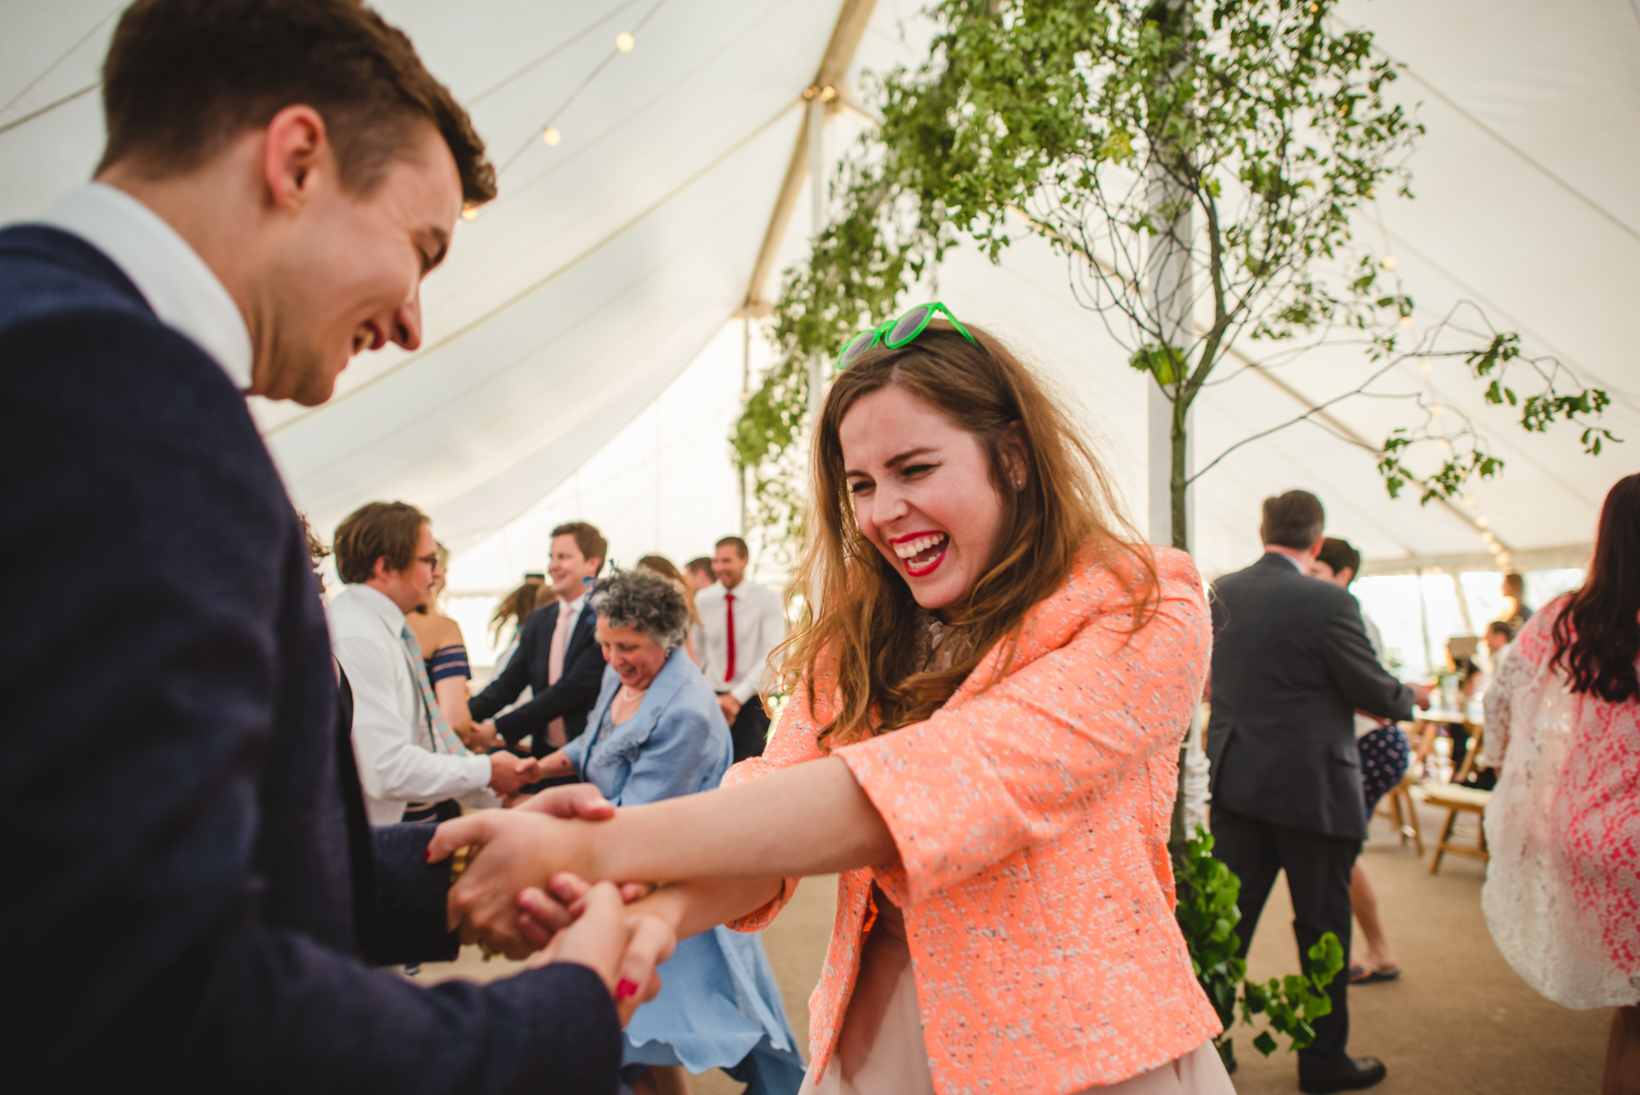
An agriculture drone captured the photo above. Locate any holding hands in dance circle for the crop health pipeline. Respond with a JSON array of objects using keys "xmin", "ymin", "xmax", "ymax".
[
  {"xmin": 520, "ymin": 877, "xmax": 672, "ymax": 1026},
  {"xmin": 432, "ymin": 782, "xmax": 649, "ymax": 958}
]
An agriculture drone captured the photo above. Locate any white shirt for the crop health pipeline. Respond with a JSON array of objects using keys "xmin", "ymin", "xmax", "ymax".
[
  {"xmin": 35, "ymin": 183, "xmax": 253, "ymax": 388},
  {"xmin": 696, "ymin": 579, "xmax": 786, "ymax": 704},
  {"xmin": 328, "ymin": 583, "xmax": 493, "ymax": 824}
]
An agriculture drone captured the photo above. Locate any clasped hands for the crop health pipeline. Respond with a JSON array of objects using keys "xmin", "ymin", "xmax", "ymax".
[
  {"xmin": 482, "ymin": 742, "xmax": 576, "ymax": 798},
  {"xmin": 427, "ymin": 784, "xmax": 669, "ymax": 1023}
]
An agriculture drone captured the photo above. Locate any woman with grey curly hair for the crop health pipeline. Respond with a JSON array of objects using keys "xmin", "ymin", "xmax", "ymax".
[
  {"xmin": 591, "ymin": 567, "xmax": 691, "ymax": 654},
  {"xmin": 534, "ymin": 568, "xmax": 803, "ymax": 1095}
]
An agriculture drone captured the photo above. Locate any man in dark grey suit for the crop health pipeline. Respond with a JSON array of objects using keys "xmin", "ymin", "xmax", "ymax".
[{"xmin": 1207, "ymin": 491, "xmax": 1429, "ymax": 1094}]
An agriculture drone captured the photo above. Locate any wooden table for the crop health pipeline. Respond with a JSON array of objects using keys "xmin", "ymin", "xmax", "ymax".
[{"xmin": 1409, "ymin": 707, "xmax": 1481, "ymax": 780}]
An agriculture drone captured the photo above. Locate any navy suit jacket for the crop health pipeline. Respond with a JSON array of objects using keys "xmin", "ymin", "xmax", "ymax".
[
  {"xmin": 0, "ymin": 224, "xmax": 620, "ymax": 1093},
  {"xmin": 469, "ymin": 599, "xmax": 606, "ymax": 754},
  {"xmin": 1205, "ymin": 552, "xmax": 1416, "ymax": 840}
]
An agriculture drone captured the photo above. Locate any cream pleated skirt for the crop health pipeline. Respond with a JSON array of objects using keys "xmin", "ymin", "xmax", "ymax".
[{"xmin": 798, "ymin": 893, "xmax": 1236, "ymax": 1095}]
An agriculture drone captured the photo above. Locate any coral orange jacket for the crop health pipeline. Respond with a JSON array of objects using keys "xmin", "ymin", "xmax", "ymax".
[{"xmin": 725, "ymin": 546, "xmax": 1221, "ymax": 1094}]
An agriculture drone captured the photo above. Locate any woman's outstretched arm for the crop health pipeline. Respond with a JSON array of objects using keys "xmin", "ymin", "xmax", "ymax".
[
  {"xmin": 430, "ymin": 756, "xmax": 894, "ymax": 952},
  {"xmin": 522, "ymin": 876, "xmax": 788, "ymax": 947}
]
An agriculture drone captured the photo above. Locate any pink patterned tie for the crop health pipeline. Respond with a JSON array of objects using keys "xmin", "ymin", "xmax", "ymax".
[{"xmin": 546, "ymin": 604, "xmax": 572, "ymax": 748}]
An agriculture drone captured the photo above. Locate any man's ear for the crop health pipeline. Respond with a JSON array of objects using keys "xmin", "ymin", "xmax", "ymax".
[
  {"xmin": 263, "ymin": 104, "xmax": 330, "ymax": 212},
  {"xmin": 1340, "ymin": 566, "xmax": 1356, "ymax": 586},
  {"xmin": 370, "ymin": 555, "xmax": 393, "ymax": 583},
  {"xmin": 1306, "ymin": 535, "xmax": 1326, "ymax": 559}
]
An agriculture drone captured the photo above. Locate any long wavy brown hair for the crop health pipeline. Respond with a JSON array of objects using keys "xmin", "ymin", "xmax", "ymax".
[
  {"xmin": 1550, "ymin": 473, "xmax": 1640, "ymax": 703},
  {"xmin": 776, "ymin": 322, "xmax": 1158, "ymax": 750}
]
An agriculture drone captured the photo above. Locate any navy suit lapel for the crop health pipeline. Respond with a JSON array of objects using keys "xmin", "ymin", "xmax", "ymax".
[{"xmin": 567, "ymin": 603, "xmax": 597, "ymax": 658}]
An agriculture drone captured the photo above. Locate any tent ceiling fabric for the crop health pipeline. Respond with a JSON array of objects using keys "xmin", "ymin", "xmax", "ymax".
[{"xmin": 1, "ymin": 0, "xmax": 1634, "ymax": 578}]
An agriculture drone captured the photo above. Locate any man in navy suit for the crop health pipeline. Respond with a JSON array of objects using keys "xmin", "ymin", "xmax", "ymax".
[
  {"xmin": 0, "ymin": 1, "xmax": 668, "ymax": 1091},
  {"xmin": 471, "ymin": 521, "xmax": 610, "ymax": 760}
]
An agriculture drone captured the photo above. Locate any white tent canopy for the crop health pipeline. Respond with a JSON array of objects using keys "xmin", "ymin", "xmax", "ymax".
[{"xmin": 3, "ymin": 0, "xmax": 1636, "ymax": 601}]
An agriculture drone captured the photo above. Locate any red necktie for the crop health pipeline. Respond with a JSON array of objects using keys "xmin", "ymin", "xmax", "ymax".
[{"xmin": 724, "ymin": 592, "xmax": 737, "ymax": 683}]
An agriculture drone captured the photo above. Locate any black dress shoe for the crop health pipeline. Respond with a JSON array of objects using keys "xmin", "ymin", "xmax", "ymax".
[{"xmin": 1299, "ymin": 1056, "xmax": 1387, "ymax": 1094}]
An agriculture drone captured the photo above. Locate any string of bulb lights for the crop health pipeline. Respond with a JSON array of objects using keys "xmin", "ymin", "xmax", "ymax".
[{"xmin": 485, "ymin": 0, "xmax": 671, "ymax": 183}]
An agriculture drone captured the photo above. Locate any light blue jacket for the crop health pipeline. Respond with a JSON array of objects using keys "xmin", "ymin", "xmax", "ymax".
[
  {"xmin": 560, "ymin": 646, "xmax": 804, "ymax": 1092},
  {"xmin": 561, "ymin": 646, "xmax": 733, "ymax": 805}
]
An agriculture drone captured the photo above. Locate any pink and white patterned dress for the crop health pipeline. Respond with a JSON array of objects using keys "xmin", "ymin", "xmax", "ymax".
[{"xmin": 1481, "ymin": 593, "xmax": 1640, "ymax": 1009}]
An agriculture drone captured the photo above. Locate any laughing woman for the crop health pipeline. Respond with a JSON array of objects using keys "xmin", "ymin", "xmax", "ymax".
[{"xmin": 438, "ymin": 308, "xmax": 1230, "ymax": 1095}]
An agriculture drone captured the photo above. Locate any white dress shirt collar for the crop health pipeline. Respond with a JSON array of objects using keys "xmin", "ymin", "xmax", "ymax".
[
  {"xmin": 556, "ymin": 590, "xmax": 589, "ymax": 629},
  {"xmin": 1264, "ymin": 548, "xmax": 1307, "ymax": 572},
  {"xmin": 37, "ymin": 183, "xmax": 253, "ymax": 390},
  {"xmin": 339, "ymin": 582, "xmax": 407, "ymax": 631}
]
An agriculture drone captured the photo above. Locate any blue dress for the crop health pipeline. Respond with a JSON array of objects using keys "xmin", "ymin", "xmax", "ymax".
[{"xmin": 561, "ymin": 649, "xmax": 805, "ymax": 1095}]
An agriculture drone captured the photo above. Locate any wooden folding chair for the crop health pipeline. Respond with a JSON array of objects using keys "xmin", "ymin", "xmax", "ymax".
[
  {"xmin": 1425, "ymin": 721, "xmax": 1490, "ymax": 875},
  {"xmin": 1377, "ymin": 770, "xmax": 1423, "ymax": 856}
]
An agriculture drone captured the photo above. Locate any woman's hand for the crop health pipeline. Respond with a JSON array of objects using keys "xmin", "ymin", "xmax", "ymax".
[
  {"xmin": 433, "ymin": 785, "xmax": 639, "ymax": 954},
  {"xmin": 528, "ymin": 751, "xmax": 575, "ymax": 781},
  {"xmin": 432, "ymin": 810, "xmax": 594, "ymax": 957},
  {"xmin": 525, "ymin": 880, "xmax": 674, "ymax": 1025},
  {"xmin": 517, "ymin": 872, "xmax": 657, "ymax": 947}
]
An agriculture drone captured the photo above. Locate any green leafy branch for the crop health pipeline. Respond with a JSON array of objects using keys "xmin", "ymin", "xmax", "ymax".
[
  {"xmin": 1175, "ymin": 825, "xmax": 1344, "ymax": 1068},
  {"xmin": 1366, "ymin": 303, "xmax": 1617, "ymax": 503},
  {"xmin": 732, "ymin": 0, "xmax": 1614, "ymax": 558}
]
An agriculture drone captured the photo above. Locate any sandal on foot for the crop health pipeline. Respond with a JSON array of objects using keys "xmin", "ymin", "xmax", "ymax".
[{"xmin": 1349, "ymin": 964, "xmax": 1400, "ymax": 985}]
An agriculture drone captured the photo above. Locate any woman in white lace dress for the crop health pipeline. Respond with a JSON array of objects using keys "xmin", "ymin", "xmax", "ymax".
[{"xmin": 1481, "ymin": 473, "xmax": 1640, "ymax": 1094}]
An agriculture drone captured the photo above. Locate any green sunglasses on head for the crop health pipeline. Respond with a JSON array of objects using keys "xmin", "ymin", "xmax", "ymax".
[{"xmin": 834, "ymin": 301, "xmax": 977, "ymax": 372}]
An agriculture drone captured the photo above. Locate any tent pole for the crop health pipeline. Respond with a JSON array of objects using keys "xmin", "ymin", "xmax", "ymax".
[
  {"xmin": 1416, "ymin": 568, "xmax": 1434, "ymax": 677},
  {"xmin": 1450, "ymin": 570, "xmax": 1475, "ymax": 635},
  {"xmin": 741, "ymin": 317, "xmax": 751, "ymax": 537},
  {"xmin": 738, "ymin": 0, "xmax": 877, "ymax": 315},
  {"xmin": 808, "ymin": 93, "xmax": 825, "ymax": 427},
  {"xmin": 654, "ymin": 401, "xmax": 662, "ymax": 552},
  {"xmin": 1150, "ymin": 0, "xmax": 1198, "ymax": 857},
  {"xmin": 1145, "ymin": 2, "xmax": 1194, "ymax": 553}
]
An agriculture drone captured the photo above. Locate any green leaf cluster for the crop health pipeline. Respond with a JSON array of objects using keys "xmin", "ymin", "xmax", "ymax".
[
  {"xmin": 1174, "ymin": 825, "xmax": 1345, "ymax": 1066},
  {"xmin": 734, "ymin": 0, "xmax": 1613, "ymax": 554},
  {"xmin": 1368, "ymin": 319, "xmax": 1617, "ymax": 506}
]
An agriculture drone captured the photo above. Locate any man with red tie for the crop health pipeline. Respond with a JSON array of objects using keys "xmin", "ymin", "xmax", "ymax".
[{"xmin": 695, "ymin": 536, "xmax": 786, "ymax": 761}]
